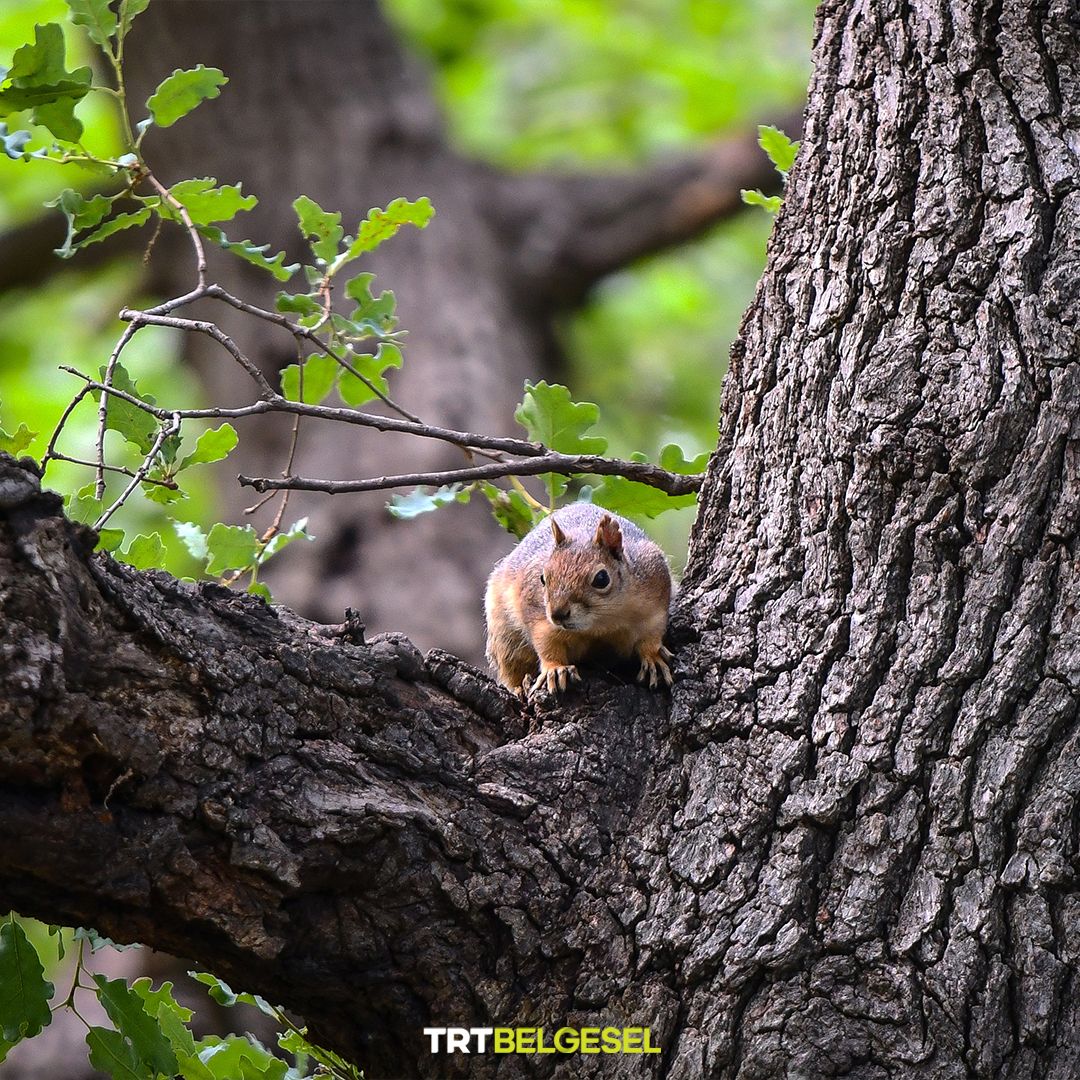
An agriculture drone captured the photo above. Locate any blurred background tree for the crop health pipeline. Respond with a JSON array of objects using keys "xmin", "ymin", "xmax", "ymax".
[{"xmin": 0, "ymin": 0, "xmax": 814, "ymax": 645}]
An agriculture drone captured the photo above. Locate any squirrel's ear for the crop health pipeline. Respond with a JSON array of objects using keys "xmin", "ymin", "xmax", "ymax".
[
  {"xmin": 595, "ymin": 514, "xmax": 623, "ymax": 559},
  {"xmin": 550, "ymin": 516, "xmax": 568, "ymax": 546}
]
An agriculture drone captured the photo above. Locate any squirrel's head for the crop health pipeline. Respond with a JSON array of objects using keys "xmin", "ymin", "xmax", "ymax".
[{"xmin": 540, "ymin": 513, "xmax": 625, "ymax": 632}]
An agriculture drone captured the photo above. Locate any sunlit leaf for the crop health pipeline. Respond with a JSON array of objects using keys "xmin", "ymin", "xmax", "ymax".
[
  {"xmin": 164, "ymin": 179, "xmax": 256, "ymax": 226},
  {"xmin": 293, "ymin": 194, "xmax": 343, "ymax": 264},
  {"xmin": 177, "ymin": 423, "xmax": 238, "ymax": 469},
  {"xmin": 740, "ymin": 188, "xmax": 781, "ymax": 214},
  {"xmin": 280, "ymin": 353, "xmax": 338, "ymax": 404},
  {"xmin": 120, "ymin": 532, "xmax": 166, "ymax": 570},
  {"xmin": 172, "ymin": 520, "xmax": 209, "ymax": 561},
  {"xmin": 198, "ymin": 225, "xmax": 297, "ymax": 281},
  {"xmin": 66, "ymin": 0, "xmax": 117, "ymax": 48},
  {"xmin": 147, "ymin": 65, "xmax": 227, "ymax": 127},
  {"xmin": 189, "ymin": 972, "xmax": 278, "ymax": 1019},
  {"xmin": 342, "ymin": 196, "xmax": 434, "ymax": 261},
  {"xmin": 758, "ymin": 124, "xmax": 799, "ymax": 175},
  {"xmin": 337, "ymin": 342, "xmax": 402, "ymax": 406},
  {"xmin": 204, "ymin": 523, "xmax": 259, "ymax": 575},
  {"xmin": 387, "ymin": 484, "xmax": 468, "ymax": 519}
]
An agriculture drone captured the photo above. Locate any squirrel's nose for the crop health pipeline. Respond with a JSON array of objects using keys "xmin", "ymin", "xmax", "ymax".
[{"xmin": 552, "ymin": 606, "xmax": 571, "ymax": 624}]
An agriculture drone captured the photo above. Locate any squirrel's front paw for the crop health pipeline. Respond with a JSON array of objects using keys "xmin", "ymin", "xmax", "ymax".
[
  {"xmin": 637, "ymin": 644, "xmax": 673, "ymax": 689},
  {"xmin": 531, "ymin": 664, "xmax": 581, "ymax": 696}
]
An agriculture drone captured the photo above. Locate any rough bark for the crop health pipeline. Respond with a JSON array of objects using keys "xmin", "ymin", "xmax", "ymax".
[
  {"xmin": 2, "ymin": 0, "xmax": 783, "ymax": 664},
  {"xmin": 2, "ymin": 0, "xmax": 1078, "ymax": 1076}
]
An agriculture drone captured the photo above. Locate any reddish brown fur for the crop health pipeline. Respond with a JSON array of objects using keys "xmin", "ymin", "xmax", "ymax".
[{"xmin": 485, "ymin": 503, "xmax": 673, "ymax": 696}]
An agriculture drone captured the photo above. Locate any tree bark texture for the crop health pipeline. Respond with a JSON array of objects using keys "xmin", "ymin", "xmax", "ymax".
[
  {"xmin": 111, "ymin": 0, "xmax": 781, "ymax": 662},
  {"xmin": 2, "ymin": 0, "xmax": 1078, "ymax": 1077}
]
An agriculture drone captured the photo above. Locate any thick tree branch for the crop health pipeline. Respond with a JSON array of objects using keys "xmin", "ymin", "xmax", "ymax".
[
  {"xmin": 0, "ymin": 453, "xmax": 674, "ymax": 1079},
  {"xmin": 483, "ymin": 114, "xmax": 803, "ymax": 307}
]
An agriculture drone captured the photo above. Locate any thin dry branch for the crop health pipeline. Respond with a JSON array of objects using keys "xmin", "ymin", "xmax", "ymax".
[{"xmin": 238, "ymin": 454, "xmax": 703, "ymax": 497}]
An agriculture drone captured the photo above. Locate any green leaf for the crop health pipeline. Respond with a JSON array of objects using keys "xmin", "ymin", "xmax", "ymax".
[
  {"xmin": 0, "ymin": 919, "xmax": 53, "ymax": 1044},
  {"xmin": 189, "ymin": 973, "xmax": 277, "ymax": 1019},
  {"xmin": 277, "ymin": 1030, "xmax": 361, "ymax": 1079},
  {"xmin": 141, "ymin": 481, "xmax": 185, "ymax": 505},
  {"xmin": 67, "ymin": 483, "xmax": 103, "ymax": 525},
  {"xmin": 247, "ymin": 581, "xmax": 272, "ymax": 602},
  {"xmin": 514, "ymin": 380, "xmax": 607, "ymax": 499},
  {"xmin": 198, "ymin": 226, "xmax": 297, "ymax": 282},
  {"xmin": 86, "ymin": 1027, "xmax": 142, "ymax": 1080},
  {"xmin": 130, "ymin": 979, "xmax": 195, "ymax": 1059},
  {"xmin": 204, "ymin": 523, "xmax": 259, "ymax": 575},
  {"xmin": 337, "ymin": 342, "xmax": 402, "ymax": 406},
  {"xmin": 280, "ymin": 353, "xmax": 338, "ymax": 404},
  {"xmin": 587, "ymin": 476, "xmax": 697, "ymax": 519},
  {"xmin": 274, "ymin": 291, "xmax": 322, "ymax": 318},
  {"xmin": 387, "ymin": 484, "xmax": 467, "ymax": 519},
  {"xmin": 0, "ymin": 24, "xmax": 93, "ymax": 141},
  {"xmin": 0, "ymin": 422, "xmax": 36, "ymax": 456},
  {"xmin": 758, "ymin": 124, "xmax": 799, "ymax": 175},
  {"xmin": 514, "ymin": 381, "xmax": 607, "ymax": 456},
  {"xmin": 172, "ymin": 520, "xmax": 208, "ymax": 561},
  {"xmin": 66, "ymin": 0, "xmax": 117, "ymax": 48},
  {"xmin": 259, "ymin": 517, "xmax": 312, "ymax": 560},
  {"xmin": 94, "ymin": 361, "xmax": 158, "ymax": 453},
  {"xmin": 147, "ymin": 65, "xmax": 227, "ymax": 127},
  {"xmin": 480, "ymin": 483, "xmax": 536, "ymax": 538},
  {"xmin": 342, "ymin": 196, "xmax": 434, "ymax": 261},
  {"xmin": 178, "ymin": 423, "xmax": 238, "ymax": 470},
  {"xmin": 120, "ymin": 532, "xmax": 166, "ymax": 570},
  {"xmin": 344, "ymin": 272, "xmax": 396, "ymax": 331},
  {"xmin": 194, "ymin": 1036, "xmax": 288, "ymax": 1080},
  {"xmin": 740, "ymin": 188, "xmax": 782, "ymax": 215},
  {"xmin": 658, "ymin": 443, "xmax": 709, "ymax": 474},
  {"xmin": 69, "ymin": 208, "xmax": 153, "ymax": 253},
  {"xmin": 293, "ymin": 195, "xmax": 343, "ymax": 264},
  {"xmin": 95, "ymin": 528, "xmax": 125, "ymax": 552},
  {"xmin": 118, "ymin": 0, "xmax": 150, "ymax": 39},
  {"xmin": 165, "ymin": 179, "xmax": 256, "ymax": 226},
  {"xmin": 72, "ymin": 927, "xmax": 140, "ymax": 952},
  {"xmin": 93, "ymin": 974, "xmax": 178, "ymax": 1078},
  {"xmin": 49, "ymin": 188, "xmax": 113, "ymax": 257}
]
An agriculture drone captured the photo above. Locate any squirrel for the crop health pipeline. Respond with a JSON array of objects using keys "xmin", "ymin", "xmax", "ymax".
[{"xmin": 484, "ymin": 502, "xmax": 674, "ymax": 696}]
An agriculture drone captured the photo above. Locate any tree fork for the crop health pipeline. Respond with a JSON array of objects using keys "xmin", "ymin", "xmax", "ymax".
[{"xmin": 0, "ymin": 453, "xmax": 676, "ymax": 1078}]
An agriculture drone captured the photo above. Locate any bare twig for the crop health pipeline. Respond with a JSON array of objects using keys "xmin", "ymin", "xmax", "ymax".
[
  {"xmin": 117, "ymin": 309, "xmax": 276, "ymax": 399},
  {"xmin": 95, "ymin": 322, "xmax": 139, "ymax": 499},
  {"xmin": 47, "ymin": 451, "xmax": 179, "ymax": 488},
  {"xmin": 59, "ymin": 367, "xmax": 546, "ymax": 455},
  {"xmin": 42, "ymin": 386, "xmax": 93, "ymax": 467},
  {"xmin": 143, "ymin": 170, "xmax": 206, "ymax": 287},
  {"xmin": 93, "ymin": 412, "xmax": 182, "ymax": 529},
  {"xmin": 239, "ymin": 454, "xmax": 703, "ymax": 497}
]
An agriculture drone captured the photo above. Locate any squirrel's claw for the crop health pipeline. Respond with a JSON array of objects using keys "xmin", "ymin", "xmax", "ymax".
[
  {"xmin": 531, "ymin": 664, "xmax": 581, "ymax": 696},
  {"xmin": 637, "ymin": 648, "xmax": 673, "ymax": 689}
]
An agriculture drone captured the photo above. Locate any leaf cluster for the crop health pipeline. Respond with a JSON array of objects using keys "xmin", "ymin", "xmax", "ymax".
[{"xmin": 0, "ymin": 916, "xmax": 364, "ymax": 1079}]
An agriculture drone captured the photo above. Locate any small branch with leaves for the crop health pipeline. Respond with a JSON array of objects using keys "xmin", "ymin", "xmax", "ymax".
[{"xmin": 0, "ymin": 0, "xmax": 707, "ymax": 599}]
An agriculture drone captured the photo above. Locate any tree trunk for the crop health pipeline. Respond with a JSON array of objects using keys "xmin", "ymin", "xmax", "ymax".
[{"xmin": 3, "ymin": 0, "xmax": 1078, "ymax": 1077}]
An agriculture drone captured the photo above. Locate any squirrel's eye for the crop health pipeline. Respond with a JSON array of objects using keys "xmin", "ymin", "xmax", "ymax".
[
  {"xmin": 592, "ymin": 569, "xmax": 610, "ymax": 589},
  {"xmin": 540, "ymin": 572, "xmax": 545, "ymax": 585}
]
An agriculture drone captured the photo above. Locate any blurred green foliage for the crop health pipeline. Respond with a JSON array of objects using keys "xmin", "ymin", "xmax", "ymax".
[
  {"xmin": 385, "ymin": 0, "xmax": 815, "ymax": 554},
  {"xmin": 0, "ymin": 0, "xmax": 816, "ymax": 568}
]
